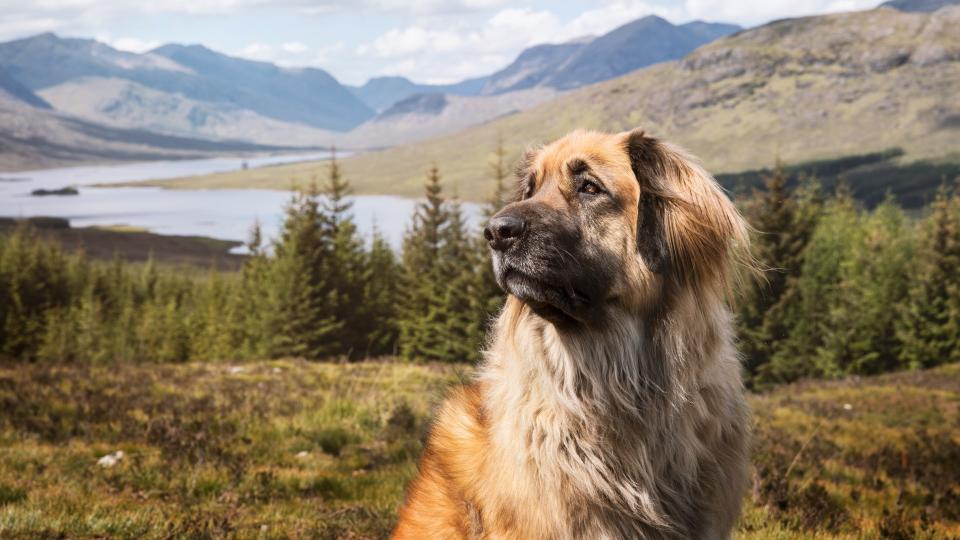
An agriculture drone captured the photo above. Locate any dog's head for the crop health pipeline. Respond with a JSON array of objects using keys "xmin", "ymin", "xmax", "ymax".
[{"xmin": 485, "ymin": 129, "xmax": 749, "ymax": 326}]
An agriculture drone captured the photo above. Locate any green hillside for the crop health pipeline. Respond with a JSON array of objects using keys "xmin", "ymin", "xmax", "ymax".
[{"xmin": 142, "ymin": 7, "xmax": 960, "ymax": 204}]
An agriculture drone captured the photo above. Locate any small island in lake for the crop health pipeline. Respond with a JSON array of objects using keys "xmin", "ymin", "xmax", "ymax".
[{"xmin": 31, "ymin": 187, "xmax": 79, "ymax": 196}]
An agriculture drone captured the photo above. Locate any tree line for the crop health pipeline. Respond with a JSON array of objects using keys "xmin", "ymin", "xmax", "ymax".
[
  {"xmin": 0, "ymin": 150, "xmax": 507, "ymax": 365},
  {"xmin": 1, "ymin": 150, "xmax": 958, "ymax": 388}
]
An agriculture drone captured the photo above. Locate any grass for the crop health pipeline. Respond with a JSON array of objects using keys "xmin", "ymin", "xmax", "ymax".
[{"xmin": 0, "ymin": 360, "xmax": 958, "ymax": 539}]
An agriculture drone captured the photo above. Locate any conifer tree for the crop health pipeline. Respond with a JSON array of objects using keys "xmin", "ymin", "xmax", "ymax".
[
  {"xmin": 816, "ymin": 195, "xmax": 914, "ymax": 375},
  {"xmin": 441, "ymin": 197, "xmax": 484, "ymax": 361},
  {"xmin": 398, "ymin": 165, "xmax": 454, "ymax": 361},
  {"xmin": 897, "ymin": 184, "xmax": 960, "ymax": 369},
  {"xmin": 760, "ymin": 187, "xmax": 855, "ymax": 384},
  {"xmin": 362, "ymin": 226, "xmax": 400, "ymax": 357},
  {"xmin": 320, "ymin": 151, "xmax": 368, "ymax": 358},
  {"xmin": 268, "ymin": 185, "xmax": 342, "ymax": 359},
  {"xmin": 475, "ymin": 137, "xmax": 509, "ymax": 327},
  {"xmin": 737, "ymin": 164, "xmax": 822, "ymax": 384}
]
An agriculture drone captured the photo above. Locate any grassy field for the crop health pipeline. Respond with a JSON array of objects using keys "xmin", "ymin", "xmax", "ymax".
[{"xmin": 1, "ymin": 360, "xmax": 958, "ymax": 539}]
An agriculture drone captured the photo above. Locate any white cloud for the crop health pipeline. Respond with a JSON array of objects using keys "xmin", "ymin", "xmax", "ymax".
[
  {"xmin": 100, "ymin": 35, "xmax": 162, "ymax": 52},
  {"xmin": 565, "ymin": 1, "xmax": 686, "ymax": 38},
  {"xmin": 356, "ymin": 6, "xmax": 562, "ymax": 80},
  {"xmin": 683, "ymin": 0, "xmax": 879, "ymax": 26},
  {"xmin": 281, "ymin": 41, "xmax": 308, "ymax": 54},
  {"xmin": 238, "ymin": 41, "xmax": 275, "ymax": 61}
]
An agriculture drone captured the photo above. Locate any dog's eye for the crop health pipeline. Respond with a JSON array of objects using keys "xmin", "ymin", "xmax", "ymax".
[{"xmin": 579, "ymin": 180, "xmax": 603, "ymax": 196}]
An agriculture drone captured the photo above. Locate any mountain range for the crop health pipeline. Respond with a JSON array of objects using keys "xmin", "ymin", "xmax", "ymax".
[
  {"xmin": 0, "ymin": 13, "xmax": 742, "ymax": 169},
  {"xmin": 348, "ymin": 17, "xmax": 739, "ymax": 111},
  {"xmin": 147, "ymin": 5, "xmax": 959, "ymax": 208}
]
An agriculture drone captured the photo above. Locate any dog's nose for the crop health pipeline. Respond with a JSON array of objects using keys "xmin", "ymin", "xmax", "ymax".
[{"xmin": 484, "ymin": 215, "xmax": 526, "ymax": 251}]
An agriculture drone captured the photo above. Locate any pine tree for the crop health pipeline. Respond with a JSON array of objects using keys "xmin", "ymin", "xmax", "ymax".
[
  {"xmin": 475, "ymin": 137, "xmax": 509, "ymax": 328},
  {"xmin": 232, "ymin": 221, "xmax": 274, "ymax": 359},
  {"xmin": 362, "ymin": 226, "xmax": 400, "ymax": 357},
  {"xmin": 320, "ymin": 151, "xmax": 369, "ymax": 358},
  {"xmin": 398, "ymin": 165, "xmax": 454, "ymax": 361},
  {"xmin": 897, "ymin": 184, "xmax": 960, "ymax": 369},
  {"xmin": 441, "ymin": 197, "xmax": 484, "ymax": 361},
  {"xmin": 815, "ymin": 195, "xmax": 914, "ymax": 375},
  {"xmin": 737, "ymin": 164, "xmax": 822, "ymax": 385},
  {"xmin": 268, "ymin": 185, "xmax": 342, "ymax": 359},
  {"xmin": 760, "ymin": 187, "xmax": 856, "ymax": 384}
]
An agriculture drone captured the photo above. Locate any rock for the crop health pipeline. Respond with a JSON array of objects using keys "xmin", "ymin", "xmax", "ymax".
[{"xmin": 97, "ymin": 450, "xmax": 124, "ymax": 467}]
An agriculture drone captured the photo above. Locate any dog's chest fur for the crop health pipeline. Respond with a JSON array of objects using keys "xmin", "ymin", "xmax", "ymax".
[{"xmin": 463, "ymin": 302, "xmax": 749, "ymax": 539}]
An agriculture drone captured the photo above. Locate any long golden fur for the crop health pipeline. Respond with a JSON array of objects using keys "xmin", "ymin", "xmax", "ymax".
[{"xmin": 393, "ymin": 129, "xmax": 752, "ymax": 539}]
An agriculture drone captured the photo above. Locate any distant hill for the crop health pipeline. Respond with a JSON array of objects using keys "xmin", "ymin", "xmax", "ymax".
[
  {"xmin": 350, "ymin": 76, "xmax": 487, "ymax": 112},
  {"xmin": 477, "ymin": 40, "xmax": 587, "ymax": 95},
  {"xmin": 881, "ymin": 0, "xmax": 960, "ymax": 12},
  {"xmin": 0, "ymin": 33, "xmax": 373, "ymax": 134},
  {"xmin": 481, "ymin": 17, "xmax": 740, "ymax": 94},
  {"xmin": 0, "ymin": 92, "xmax": 310, "ymax": 171},
  {"xmin": 0, "ymin": 66, "xmax": 49, "ymax": 109},
  {"xmin": 151, "ymin": 7, "xmax": 960, "ymax": 207},
  {"xmin": 353, "ymin": 16, "xmax": 739, "ymax": 112},
  {"xmin": 339, "ymin": 87, "xmax": 558, "ymax": 149}
]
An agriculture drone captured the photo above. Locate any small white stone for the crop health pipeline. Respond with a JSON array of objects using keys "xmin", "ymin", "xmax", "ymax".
[
  {"xmin": 842, "ymin": 403, "xmax": 853, "ymax": 411},
  {"xmin": 272, "ymin": 367, "xmax": 282, "ymax": 374},
  {"xmin": 227, "ymin": 366, "xmax": 245, "ymax": 375},
  {"xmin": 97, "ymin": 450, "xmax": 124, "ymax": 468},
  {"xmin": 296, "ymin": 451, "xmax": 310, "ymax": 459},
  {"xmin": 260, "ymin": 524, "xmax": 269, "ymax": 532}
]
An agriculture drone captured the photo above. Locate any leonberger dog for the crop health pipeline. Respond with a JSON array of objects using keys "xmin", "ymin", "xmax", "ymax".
[{"xmin": 392, "ymin": 129, "xmax": 752, "ymax": 539}]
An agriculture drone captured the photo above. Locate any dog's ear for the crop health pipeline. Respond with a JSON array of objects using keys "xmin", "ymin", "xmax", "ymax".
[
  {"xmin": 625, "ymin": 131, "xmax": 670, "ymax": 274},
  {"xmin": 624, "ymin": 129, "xmax": 749, "ymax": 293}
]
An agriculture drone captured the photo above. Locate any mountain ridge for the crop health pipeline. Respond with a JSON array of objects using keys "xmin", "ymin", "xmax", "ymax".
[
  {"xmin": 0, "ymin": 34, "xmax": 373, "ymax": 132},
  {"xmin": 143, "ymin": 7, "xmax": 960, "ymax": 207}
]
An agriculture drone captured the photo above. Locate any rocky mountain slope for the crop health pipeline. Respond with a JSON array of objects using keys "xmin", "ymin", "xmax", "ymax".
[
  {"xmin": 0, "ymin": 66, "xmax": 49, "ymax": 109},
  {"xmin": 37, "ymin": 77, "xmax": 335, "ymax": 146},
  {"xmin": 0, "ymin": 34, "xmax": 373, "ymax": 135},
  {"xmin": 0, "ymin": 93, "xmax": 304, "ymax": 171},
  {"xmin": 479, "ymin": 16, "xmax": 739, "ymax": 94},
  {"xmin": 348, "ymin": 16, "xmax": 738, "ymax": 113},
  {"xmin": 155, "ymin": 7, "xmax": 959, "ymax": 203}
]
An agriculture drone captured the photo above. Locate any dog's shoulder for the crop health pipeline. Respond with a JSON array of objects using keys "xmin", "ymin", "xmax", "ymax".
[{"xmin": 392, "ymin": 383, "xmax": 488, "ymax": 540}]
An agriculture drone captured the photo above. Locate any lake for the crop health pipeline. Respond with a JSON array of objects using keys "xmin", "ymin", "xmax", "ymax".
[{"xmin": 0, "ymin": 153, "xmax": 483, "ymax": 250}]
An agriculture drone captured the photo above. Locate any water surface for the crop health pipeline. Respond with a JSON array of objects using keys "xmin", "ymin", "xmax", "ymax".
[{"xmin": 0, "ymin": 154, "xmax": 482, "ymax": 250}]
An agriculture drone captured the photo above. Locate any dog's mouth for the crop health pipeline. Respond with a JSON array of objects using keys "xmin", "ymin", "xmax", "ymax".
[{"xmin": 499, "ymin": 266, "xmax": 589, "ymax": 325}]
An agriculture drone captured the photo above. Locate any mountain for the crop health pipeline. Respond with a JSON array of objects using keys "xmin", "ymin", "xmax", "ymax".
[
  {"xmin": 0, "ymin": 33, "xmax": 373, "ymax": 133},
  {"xmin": 0, "ymin": 92, "xmax": 307, "ymax": 171},
  {"xmin": 354, "ymin": 17, "xmax": 738, "ymax": 112},
  {"xmin": 338, "ymin": 87, "xmax": 558, "ymax": 149},
  {"xmin": 0, "ymin": 66, "xmax": 49, "ymax": 109},
  {"xmin": 478, "ymin": 40, "xmax": 587, "ymax": 95},
  {"xmin": 156, "ymin": 7, "xmax": 959, "ymax": 206},
  {"xmin": 151, "ymin": 44, "xmax": 372, "ymax": 130},
  {"xmin": 479, "ymin": 17, "xmax": 740, "ymax": 95},
  {"xmin": 350, "ymin": 75, "xmax": 487, "ymax": 112},
  {"xmin": 35, "ymin": 77, "xmax": 335, "ymax": 146},
  {"xmin": 881, "ymin": 0, "xmax": 960, "ymax": 11}
]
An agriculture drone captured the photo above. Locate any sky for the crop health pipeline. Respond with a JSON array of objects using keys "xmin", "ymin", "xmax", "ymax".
[{"xmin": 0, "ymin": 0, "xmax": 880, "ymax": 86}]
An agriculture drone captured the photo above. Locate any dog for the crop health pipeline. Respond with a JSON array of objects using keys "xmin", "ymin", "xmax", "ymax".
[{"xmin": 392, "ymin": 129, "xmax": 752, "ymax": 539}]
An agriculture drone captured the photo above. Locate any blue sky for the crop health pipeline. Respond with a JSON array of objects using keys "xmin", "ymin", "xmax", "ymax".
[{"xmin": 0, "ymin": 0, "xmax": 879, "ymax": 85}]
